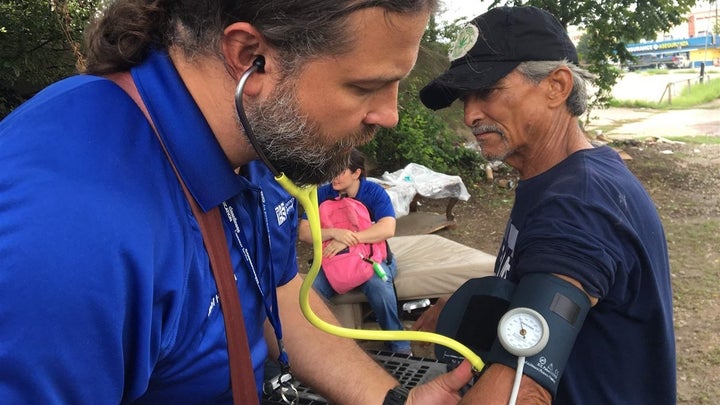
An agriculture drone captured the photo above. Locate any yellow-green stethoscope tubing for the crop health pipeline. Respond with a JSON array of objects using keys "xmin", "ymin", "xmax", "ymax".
[{"xmin": 275, "ymin": 174, "xmax": 485, "ymax": 373}]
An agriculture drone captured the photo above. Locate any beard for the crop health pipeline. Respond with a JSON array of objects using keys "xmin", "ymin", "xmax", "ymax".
[
  {"xmin": 241, "ymin": 79, "xmax": 378, "ymax": 185},
  {"xmin": 472, "ymin": 124, "xmax": 511, "ymax": 162}
]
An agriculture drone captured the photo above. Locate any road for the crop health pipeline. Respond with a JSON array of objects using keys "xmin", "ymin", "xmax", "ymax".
[
  {"xmin": 610, "ymin": 71, "xmax": 702, "ymax": 102},
  {"xmin": 585, "ymin": 69, "xmax": 720, "ymax": 139}
]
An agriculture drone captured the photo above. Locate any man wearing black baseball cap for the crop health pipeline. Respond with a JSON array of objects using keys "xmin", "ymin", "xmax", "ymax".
[
  {"xmin": 420, "ymin": 6, "xmax": 579, "ymax": 111},
  {"xmin": 415, "ymin": 6, "xmax": 676, "ymax": 404}
]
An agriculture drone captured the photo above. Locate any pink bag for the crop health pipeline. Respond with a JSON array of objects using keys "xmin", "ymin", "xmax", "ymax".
[{"xmin": 318, "ymin": 196, "xmax": 387, "ymax": 294}]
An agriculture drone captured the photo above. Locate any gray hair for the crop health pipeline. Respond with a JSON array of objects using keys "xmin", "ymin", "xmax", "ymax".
[{"xmin": 516, "ymin": 60, "xmax": 595, "ymax": 116}]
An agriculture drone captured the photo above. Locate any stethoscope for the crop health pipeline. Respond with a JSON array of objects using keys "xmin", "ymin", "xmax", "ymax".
[{"xmin": 233, "ymin": 56, "xmax": 486, "ymax": 398}]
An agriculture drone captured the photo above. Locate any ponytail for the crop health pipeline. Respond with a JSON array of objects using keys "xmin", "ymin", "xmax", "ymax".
[{"xmin": 84, "ymin": 0, "xmax": 170, "ymax": 75}]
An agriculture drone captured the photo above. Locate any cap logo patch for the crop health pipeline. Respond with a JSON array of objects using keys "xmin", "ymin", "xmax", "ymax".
[{"xmin": 448, "ymin": 24, "xmax": 479, "ymax": 61}]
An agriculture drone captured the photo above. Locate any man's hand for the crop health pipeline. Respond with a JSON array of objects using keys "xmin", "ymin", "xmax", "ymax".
[
  {"xmin": 411, "ymin": 297, "xmax": 447, "ymax": 332},
  {"xmin": 407, "ymin": 360, "xmax": 474, "ymax": 404}
]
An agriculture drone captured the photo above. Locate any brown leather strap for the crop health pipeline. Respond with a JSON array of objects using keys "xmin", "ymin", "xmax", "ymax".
[
  {"xmin": 189, "ymin": 201, "xmax": 259, "ymax": 405},
  {"xmin": 106, "ymin": 72, "xmax": 259, "ymax": 404}
]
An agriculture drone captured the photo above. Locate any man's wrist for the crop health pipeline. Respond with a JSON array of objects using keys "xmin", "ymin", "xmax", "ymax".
[{"xmin": 383, "ymin": 385, "xmax": 410, "ymax": 404}]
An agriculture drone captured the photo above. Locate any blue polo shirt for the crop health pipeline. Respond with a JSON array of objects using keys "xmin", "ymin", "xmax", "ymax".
[
  {"xmin": 314, "ymin": 178, "xmax": 396, "ymax": 221},
  {"xmin": 0, "ymin": 50, "xmax": 297, "ymax": 403}
]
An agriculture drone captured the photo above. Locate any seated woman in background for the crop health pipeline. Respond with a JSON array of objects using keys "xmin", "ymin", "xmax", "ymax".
[{"xmin": 298, "ymin": 149, "xmax": 411, "ymax": 354}]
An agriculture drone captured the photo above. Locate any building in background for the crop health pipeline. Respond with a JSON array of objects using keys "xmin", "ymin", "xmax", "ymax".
[{"xmin": 626, "ymin": 1, "xmax": 719, "ymax": 68}]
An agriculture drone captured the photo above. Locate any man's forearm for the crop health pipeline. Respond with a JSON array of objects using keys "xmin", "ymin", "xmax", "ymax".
[{"xmin": 277, "ymin": 276, "xmax": 398, "ymax": 404}]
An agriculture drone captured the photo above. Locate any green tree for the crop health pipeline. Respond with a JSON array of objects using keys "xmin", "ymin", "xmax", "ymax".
[
  {"xmin": 0, "ymin": 0, "xmax": 100, "ymax": 118},
  {"xmin": 575, "ymin": 33, "xmax": 591, "ymax": 64},
  {"xmin": 362, "ymin": 83, "xmax": 485, "ymax": 183}
]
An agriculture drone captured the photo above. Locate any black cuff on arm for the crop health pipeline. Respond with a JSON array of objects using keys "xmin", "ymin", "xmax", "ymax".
[{"xmin": 485, "ymin": 273, "xmax": 591, "ymax": 397}]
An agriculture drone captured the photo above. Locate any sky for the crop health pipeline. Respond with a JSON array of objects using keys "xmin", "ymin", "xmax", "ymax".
[{"xmin": 437, "ymin": 0, "xmax": 491, "ymax": 25}]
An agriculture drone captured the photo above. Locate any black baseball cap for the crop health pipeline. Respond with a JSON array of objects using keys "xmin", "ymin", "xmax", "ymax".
[{"xmin": 420, "ymin": 6, "xmax": 578, "ymax": 110}]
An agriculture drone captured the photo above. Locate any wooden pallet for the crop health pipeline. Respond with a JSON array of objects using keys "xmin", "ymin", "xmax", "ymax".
[{"xmin": 395, "ymin": 196, "xmax": 459, "ymax": 236}]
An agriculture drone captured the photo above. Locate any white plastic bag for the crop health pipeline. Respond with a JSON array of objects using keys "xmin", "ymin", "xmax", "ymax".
[{"xmin": 369, "ymin": 163, "xmax": 471, "ymax": 218}]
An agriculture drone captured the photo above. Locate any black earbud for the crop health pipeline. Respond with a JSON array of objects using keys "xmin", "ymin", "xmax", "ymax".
[{"xmin": 253, "ymin": 55, "xmax": 265, "ymax": 73}]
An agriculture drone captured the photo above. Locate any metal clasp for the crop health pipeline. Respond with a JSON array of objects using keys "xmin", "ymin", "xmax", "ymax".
[{"xmin": 263, "ymin": 370, "xmax": 298, "ymax": 404}]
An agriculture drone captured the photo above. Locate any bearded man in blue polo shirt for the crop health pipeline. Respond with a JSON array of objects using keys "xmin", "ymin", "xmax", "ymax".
[{"xmin": 0, "ymin": 1, "xmax": 474, "ymax": 403}]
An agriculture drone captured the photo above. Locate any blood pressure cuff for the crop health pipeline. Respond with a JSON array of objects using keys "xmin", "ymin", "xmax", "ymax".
[
  {"xmin": 435, "ymin": 276, "xmax": 516, "ymax": 367},
  {"xmin": 486, "ymin": 273, "xmax": 591, "ymax": 397}
]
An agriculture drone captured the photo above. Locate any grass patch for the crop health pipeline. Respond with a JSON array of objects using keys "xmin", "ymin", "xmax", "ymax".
[
  {"xmin": 610, "ymin": 77, "xmax": 720, "ymax": 109},
  {"xmin": 671, "ymin": 77, "xmax": 720, "ymax": 107},
  {"xmin": 662, "ymin": 135, "xmax": 720, "ymax": 144},
  {"xmin": 707, "ymin": 347, "xmax": 720, "ymax": 367},
  {"xmin": 666, "ymin": 219, "xmax": 720, "ymax": 300},
  {"xmin": 608, "ymin": 99, "xmax": 658, "ymax": 108}
]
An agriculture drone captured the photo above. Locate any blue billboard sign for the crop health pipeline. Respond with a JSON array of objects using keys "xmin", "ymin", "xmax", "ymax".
[{"xmin": 627, "ymin": 35, "xmax": 717, "ymax": 55}]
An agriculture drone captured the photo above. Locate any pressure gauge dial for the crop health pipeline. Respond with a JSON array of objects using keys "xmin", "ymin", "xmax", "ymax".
[{"xmin": 497, "ymin": 307, "xmax": 549, "ymax": 357}]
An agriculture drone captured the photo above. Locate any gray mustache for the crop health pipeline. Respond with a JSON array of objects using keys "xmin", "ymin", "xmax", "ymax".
[{"xmin": 472, "ymin": 124, "xmax": 503, "ymax": 136}]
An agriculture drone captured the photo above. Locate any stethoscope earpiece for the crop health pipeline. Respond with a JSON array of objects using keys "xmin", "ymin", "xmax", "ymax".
[
  {"xmin": 234, "ymin": 54, "xmax": 278, "ymax": 176},
  {"xmin": 253, "ymin": 55, "xmax": 266, "ymax": 73}
]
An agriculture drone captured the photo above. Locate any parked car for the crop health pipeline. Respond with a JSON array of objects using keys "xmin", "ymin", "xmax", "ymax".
[
  {"xmin": 672, "ymin": 54, "xmax": 690, "ymax": 68},
  {"xmin": 624, "ymin": 54, "xmax": 686, "ymax": 71}
]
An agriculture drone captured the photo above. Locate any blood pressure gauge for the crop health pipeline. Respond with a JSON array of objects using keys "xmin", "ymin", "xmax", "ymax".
[{"xmin": 498, "ymin": 307, "xmax": 550, "ymax": 357}]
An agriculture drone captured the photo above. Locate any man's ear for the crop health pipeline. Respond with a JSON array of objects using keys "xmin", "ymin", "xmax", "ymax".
[
  {"xmin": 221, "ymin": 22, "xmax": 269, "ymax": 96},
  {"xmin": 545, "ymin": 66, "xmax": 574, "ymax": 108}
]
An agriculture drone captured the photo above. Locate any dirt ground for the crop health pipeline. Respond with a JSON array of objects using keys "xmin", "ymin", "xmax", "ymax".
[{"xmin": 416, "ymin": 140, "xmax": 720, "ymax": 403}]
